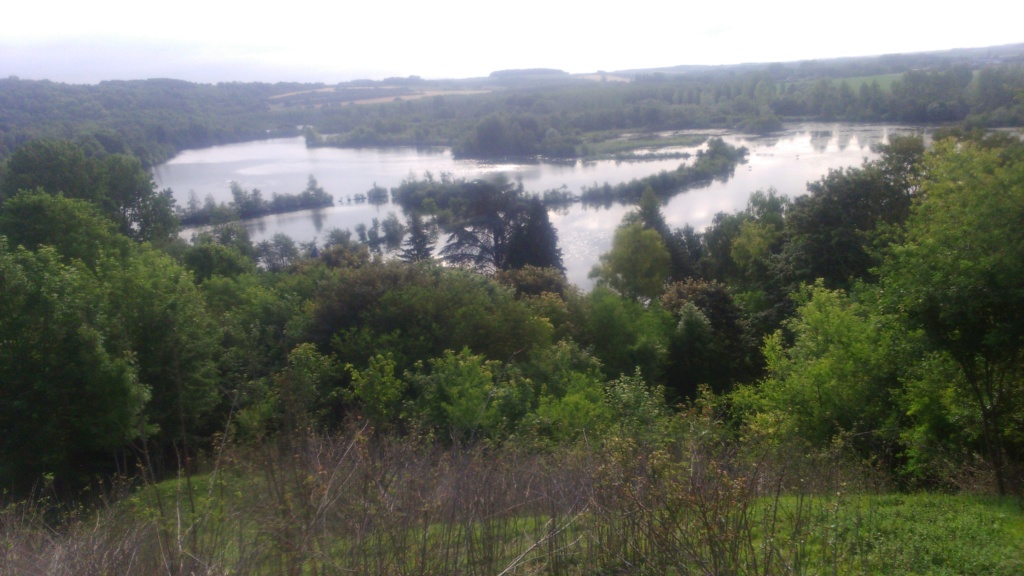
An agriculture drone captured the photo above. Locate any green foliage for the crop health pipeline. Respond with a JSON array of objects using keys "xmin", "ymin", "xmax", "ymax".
[
  {"xmin": 880, "ymin": 140, "xmax": 1024, "ymax": 493},
  {"xmin": 345, "ymin": 353, "xmax": 406, "ymax": 428},
  {"xmin": 532, "ymin": 372, "xmax": 610, "ymax": 441},
  {"xmin": 660, "ymin": 279, "xmax": 757, "ymax": 398},
  {"xmin": 274, "ymin": 343, "xmax": 340, "ymax": 433},
  {"xmin": 579, "ymin": 137, "xmax": 748, "ymax": 205},
  {"xmin": 728, "ymin": 188, "xmax": 788, "ymax": 275},
  {"xmin": 455, "ymin": 113, "xmax": 574, "ymax": 159},
  {"xmin": 604, "ymin": 369, "xmax": 672, "ymax": 438},
  {"xmin": 580, "ymin": 288, "xmax": 674, "ymax": 383},
  {"xmin": 590, "ymin": 222, "xmax": 671, "ymax": 302},
  {"xmin": 318, "ymin": 227, "xmax": 371, "ymax": 268},
  {"xmin": 729, "ymin": 219, "xmax": 775, "ymax": 273},
  {"xmin": 780, "ymin": 154, "xmax": 914, "ymax": 290},
  {"xmin": 505, "ymin": 197, "xmax": 564, "ymax": 272},
  {"xmin": 100, "ymin": 246, "xmax": 220, "ymax": 453},
  {"xmin": 408, "ymin": 348, "xmax": 533, "ymax": 441},
  {"xmin": 523, "ymin": 340, "xmax": 610, "ymax": 441},
  {"xmin": 669, "ymin": 303, "xmax": 716, "ymax": 402},
  {"xmin": 256, "ymin": 233, "xmax": 300, "ymax": 272},
  {"xmin": 395, "ymin": 177, "xmax": 563, "ymax": 273},
  {"xmin": 1, "ymin": 140, "xmax": 178, "ymax": 243},
  {"xmin": 0, "ymin": 240, "xmax": 148, "ymax": 494},
  {"xmin": 3, "ymin": 55, "xmax": 1023, "ymax": 179},
  {"xmin": 0, "ymin": 139, "xmax": 102, "ymax": 203},
  {"xmin": 192, "ymin": 222, "xmax": 258, "ymax": 260},
  {"xmin": 204, "ymin": 271, "xmax": 312, "ymax": 439},
  {"xmin": 0, "ymin": 190, "xmax": 221, "ymax": 485},
  {"xmin": 494, "ymin": 264, "xmax": 570, "ymax": 298},
  {"xmin": 182, "ymin": 242, "xmax": 256, "ymax": 282},
  {"xmin": 898, "ymin": 351, "xmax": 984, "ymax": 486},
  {"xmin": 398, "ymin": 212, "xmax": 436, "ymax": 262},
  {"xmin": 306, "ymin": 262, "xmax": 553, "ymax": 372},
  {"xmin": 0, "ymin": 190, "xmax": 132, "ymax": 268},
  {"xmin": 0, "ymin": 77, "xmax": 302, "ymax": 166},
  {"xmin": 437, "ymin": 178, "xmax": 525, "ymax": 272},
  {"xmin": 625, "ymin": 187, "xmax": 698, "ymax": 281},
  {"xmin": 694, "ymin": 142, "xmax": 924, "ymax": 340},
  {"xmin": 734, "ymin": 283, "xmax": 905, "ymax": 460},
  {"xmin": 99, "ymin": 153, "xmax": 179, "ymax": 242},
  {"xmin": 6, "ymin": 56, "xmax": 1024, "ymax": 504},
  {"xmin": 514, "ymin": 287, "xmax": 589, "ymax": 345},
  {"xmin": 179, "ymin": 178, "xmax": 333, "ymax": 227}
]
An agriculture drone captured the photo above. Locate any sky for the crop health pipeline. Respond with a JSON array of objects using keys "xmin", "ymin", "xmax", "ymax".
[{"xmin": 1, "ymin": 0, "xmax": 1021, "ymax": 84}]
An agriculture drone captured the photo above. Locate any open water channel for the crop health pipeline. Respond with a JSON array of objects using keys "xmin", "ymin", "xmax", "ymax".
[{"xmin": 153, "ymin": 123, "xmax": 928, "ymax": 288}]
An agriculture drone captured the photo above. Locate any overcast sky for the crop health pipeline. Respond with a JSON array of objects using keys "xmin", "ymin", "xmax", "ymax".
[{"xmin": 2, "ymin": 0, "xmax": 1021, "ymax": 84}]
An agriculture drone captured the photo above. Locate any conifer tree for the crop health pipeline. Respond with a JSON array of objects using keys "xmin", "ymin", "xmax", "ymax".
[
  {"xmin": 400, "ymin": 212, "xmax": 435, "ymax": 262},
  {"xmin": 506, "ymin": 197, "xmax": 564, "ymax": 272}
]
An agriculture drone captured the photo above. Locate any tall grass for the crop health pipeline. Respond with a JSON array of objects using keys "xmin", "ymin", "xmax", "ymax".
[{"xmin": 2, "ymin": 418, "xmax": 1021, "ymax": 575}]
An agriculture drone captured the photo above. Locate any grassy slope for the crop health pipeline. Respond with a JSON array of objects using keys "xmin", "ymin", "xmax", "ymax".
[{"xmin": 105, "ymin": 466, "xmax": 1024, "ymax": 574}]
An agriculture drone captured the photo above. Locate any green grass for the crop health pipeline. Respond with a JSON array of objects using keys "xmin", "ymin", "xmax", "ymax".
[
  {"xmin": 7, "ymin": 434, "xmax": 1022, "ymax": 575},
  {"xmin": 128, "ymin": 472, "xmax": 1024, "ymax": 575},
  {"xmin": 855, "ymin": 494, "xmax": 1023, "ymax": 575},
  {"xmin": 764, "ymin": 493, "xmax": 1024, "ymax": 575}
]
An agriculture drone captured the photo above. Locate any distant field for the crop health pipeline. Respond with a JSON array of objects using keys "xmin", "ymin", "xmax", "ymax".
[
  {"xmin": 344, "ymin": 89, "xmax": 491, "ymax": 105},
  {"xmin": 576, "ymin": 73, "xmax": 631, "ymax": 83},
  {"xmin": 784, "ymin": 73, "xmax": 902, "ymax": 91},
  {"xmin": 841, "ymin": 73, "xmax": 902, "ymax": 90},
  {"xmin": 267, "ymin": 86, "xmax": 338, "ymax": 99},
  {"xmin": 268, "ymin": 86, "xmax": 491, "ymax": 109}
]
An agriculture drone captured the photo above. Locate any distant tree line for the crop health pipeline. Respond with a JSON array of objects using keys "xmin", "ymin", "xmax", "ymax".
[
  {"xmin": 0, "ymin": 77, "xmax": 311, "ymax": 166},
  {"xmin": 307, "ymin": 61, "xmax": 1024, "ymax": 157},
  {"xmin": 3, "ymin": 51, "xmax": 1023, "ymax": 170}
]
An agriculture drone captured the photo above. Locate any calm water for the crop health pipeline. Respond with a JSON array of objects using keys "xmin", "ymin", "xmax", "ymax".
[{"xmin": 153, "ymin": 123, "xmax": 927, "ymax": 288}]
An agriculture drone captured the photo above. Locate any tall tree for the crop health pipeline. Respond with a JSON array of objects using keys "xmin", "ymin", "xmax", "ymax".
[
  {"xmin": 589, "ymin": 222, "xmax": 671, "ymax": 302},
  {"xmin": 0, "ymin": 139, "xmax": 102, "ymax": 204},
  {"xmin": 399, "ymin": 212, "xmax": 436, "ymax": 262},
  {"xmin": 505, "ymin": 197, "xmax": 564, "ymax": 272},
  {"xmin": 256, "ymin": 233, "xmax": 299, "ymax": 272},
  {"xmin": 781, "ymin": 163, "xmax": 904, "ymax": 290},
  {"xmin": 661, "ymin": 279, "xmax": 757, "ymax": 399},
  {"xmin": 1, "ymin": 140, "xmax": 178, "ymax": 243},
  {"xmin": 440, "ymin": 179, "xmax": 524, "ymax": 272},
  {"xmin": 101, "ymin": 246, "xmax": 220, "ymax": 460},
  {"xmin": 881, "ymin": 140, "xmax": 1024, "ymax": 494},
  {"xmin": 625, "ymin": 187, "xmax": 694, "ymax": 281},
  {"xmin": 100, "ymin": 153, "xmax": 178, "ymax": 243},
  {"xmin": 0, "ymin": 190, "xmax": 131, "ymax": 268},
  {"xmin": 0, "ymin": 240, "xmax": 147, "ymax": 495}
]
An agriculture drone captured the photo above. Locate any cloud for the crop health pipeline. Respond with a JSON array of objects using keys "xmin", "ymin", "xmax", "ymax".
[{"xmin": 2, "ymin": 0, "xmax": 1020, "ymax": 83}]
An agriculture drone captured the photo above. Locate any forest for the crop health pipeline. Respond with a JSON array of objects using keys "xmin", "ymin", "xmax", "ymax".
[
  {"xmin": 1, "ymin": 46, "xmax": 1023, "ymax": 574},
  {"xmin": 3, "ymin": 44, "xmax": 1024, "ymax": 167}
]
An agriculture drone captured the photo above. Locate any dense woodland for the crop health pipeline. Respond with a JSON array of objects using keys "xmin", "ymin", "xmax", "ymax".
[
  {"xmin": 3, "ymin": 44, "xmax": 1024, "ymax": 167},
  {"xmin": 1, "ymin": 46, "xmax": 1024, "ymax": 574}
]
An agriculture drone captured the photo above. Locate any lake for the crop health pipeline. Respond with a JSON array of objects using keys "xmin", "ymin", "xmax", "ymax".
[{"xmin": 153, "ymin": 123, "xmax": 927, "ymax": 288}]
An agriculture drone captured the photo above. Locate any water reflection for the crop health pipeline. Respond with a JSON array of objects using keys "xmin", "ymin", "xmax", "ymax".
[
  {"xmin": 155, "ymin": 123, "xmax": 927, "ymax": 289},
  {"xmin": 311, "ymin": 208, "xmax": 326, "ymax": 232}
]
